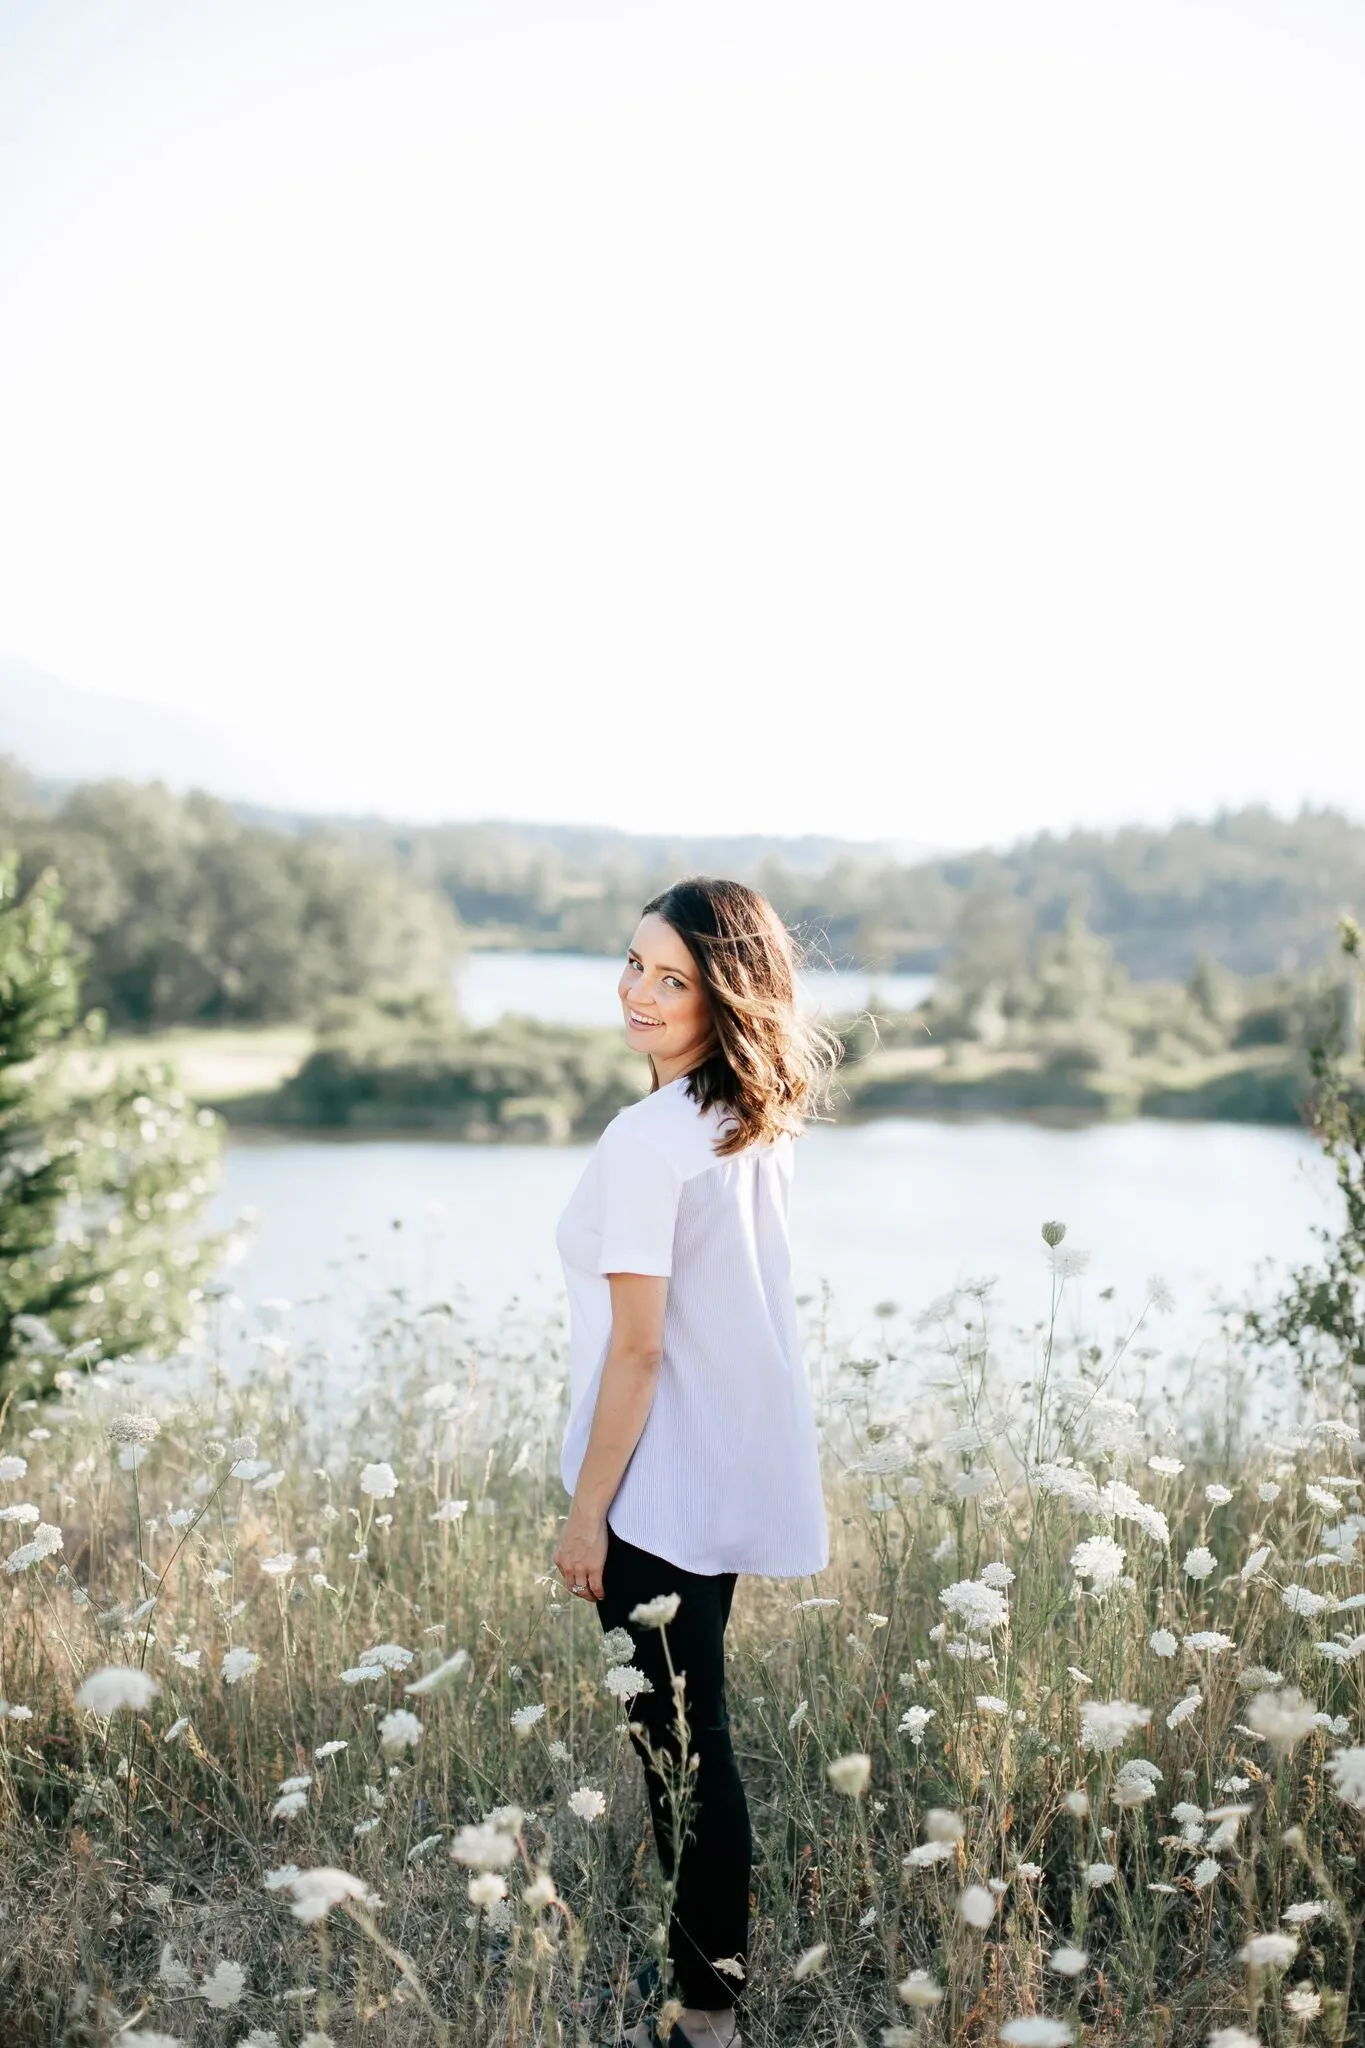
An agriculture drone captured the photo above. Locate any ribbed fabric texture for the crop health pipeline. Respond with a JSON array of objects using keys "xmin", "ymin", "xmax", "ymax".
[{"xmin": 556, "ymin": 1074, "xmax": 829, "ymax": 1577}]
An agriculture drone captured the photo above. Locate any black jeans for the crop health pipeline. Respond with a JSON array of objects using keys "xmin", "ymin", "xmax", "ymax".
[{"xmin": 596, "ymin": 1520, "xmax": 752, "ymax": 2013}]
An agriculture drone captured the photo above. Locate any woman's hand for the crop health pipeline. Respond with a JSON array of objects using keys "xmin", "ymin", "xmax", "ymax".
[{"xmin": 554, "ymin": 1503, "xmax": 608, "ymax": 1602}]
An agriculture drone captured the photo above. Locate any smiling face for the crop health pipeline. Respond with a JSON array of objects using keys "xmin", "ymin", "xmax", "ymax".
[{"xmin": 618, "ymin": 911, "xmax": 716, "ymax": 1084}]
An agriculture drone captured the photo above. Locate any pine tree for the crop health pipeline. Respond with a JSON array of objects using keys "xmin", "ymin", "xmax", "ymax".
[{"xmin": 0, "ymin": 850, "xmax": 228, "ymax": 1404}]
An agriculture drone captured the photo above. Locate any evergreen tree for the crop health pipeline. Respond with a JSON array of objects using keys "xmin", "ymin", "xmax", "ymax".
[{"xmin": 0, "ymin": 850, "xmax": 228, "ymax": 1404}]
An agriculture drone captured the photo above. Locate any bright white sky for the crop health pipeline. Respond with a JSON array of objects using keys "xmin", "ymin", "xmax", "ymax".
[{"xmin": 1, "ymin": 0, "xmax": 1362, "ymax": 846}]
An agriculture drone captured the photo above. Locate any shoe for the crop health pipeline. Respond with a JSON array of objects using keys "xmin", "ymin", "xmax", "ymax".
[
  {"xmin": 574, "ymin": 1953, "xmax": 661, "ymax": 2023},
  {"xmin": 632, "ymin": 2014, "xmax": 740, "ymax": 2048}
]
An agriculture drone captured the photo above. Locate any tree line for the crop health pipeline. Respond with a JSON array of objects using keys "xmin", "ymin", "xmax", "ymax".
[{"xmin": 3, "ymin": 755, "xmax": 1363, "ymax": 1032}]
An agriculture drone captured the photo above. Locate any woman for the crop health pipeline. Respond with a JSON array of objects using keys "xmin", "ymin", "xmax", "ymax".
[{"xmin": 552, "ymin": 876, "xmax": 841, "ymax": 2048}]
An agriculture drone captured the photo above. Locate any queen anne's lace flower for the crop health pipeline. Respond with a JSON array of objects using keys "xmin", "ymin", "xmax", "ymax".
[
  {"xmin": 1326, "ymin": 1745, "xmax": 1365, "ymax": 1811},
  {"xmin": 604, "ymin": 1665, "xmax": 652, "ymax": 1701},
  {"xmin": 1079, "ymin": 1700, "xmax": 1151, "ymax": 1753},
  {"xmin": 1246, "ymin": 1686, "xmax": 1318, "ymax": 1751},
  {"xmin": 958, "ymin": 1884, "xmax": 996, "ymax": 1927},
  {"xmin": 379, "ymin": 1709, "xmax": 423, "ymax": 1752},
  {"xmin": 938, "ymin": 1579, "xmax": 1010, "ymax": 1631},
  {"xmin": 898, "ymin": 1705, "xmax": 935, "ymax": 1745},
  {"xmin": 450, "ymin": 1821, "xmax": 519, "ymax": 1869},
  {"xmin": 75, "ymin": 1666, "xmax": 160, "ymax": 1714},
  {"xmin": 1095, "ymin": 1481, "xmax": 1169, "ymax": 1546},
  {"xmin": 1238, "ymin": 1932, "xmax": 1298, "ymax": 1968},
  {"xmin": 1071, "ymin": 1536, "xmax": 1127, "ymax": 1591},
  {"xmin": 827, "ymin": 1752, "xmax": 872, "ymax": 1795}
]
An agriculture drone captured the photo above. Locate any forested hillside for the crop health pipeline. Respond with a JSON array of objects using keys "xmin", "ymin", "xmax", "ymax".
[
  {"xmin": 4, "ymin": 752, "xmax": 1362, "ymax": 1016},
  {"xmin": 0, "ymin": 759, "xmax": 461, "ymax": 1029},
  {"xmin": 374, "ymin": 801, "xmax": 1365, "ymax": 979}
]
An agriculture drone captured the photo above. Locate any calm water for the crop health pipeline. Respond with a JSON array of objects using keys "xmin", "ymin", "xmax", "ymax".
[
  {"xmin": 209, "ymin": 1116, "xmax": 1338, "ymax": 1388},
  {"xmin": 196, "ymin": 950, "xmax": 1338, "ymax": 1397},
  {"xmin": 454, "ymin": 948, "xmax": 935, "ymax": 1026}
]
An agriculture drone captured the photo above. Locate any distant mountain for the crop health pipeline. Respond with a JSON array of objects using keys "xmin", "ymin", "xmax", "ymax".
[
  {"xmin": 0, "ymin": 657, "xmax": 301, "ymax": 808},
  {"xmin": 0, "ymin": 659, "xmax": 945, "ymax": 870}
]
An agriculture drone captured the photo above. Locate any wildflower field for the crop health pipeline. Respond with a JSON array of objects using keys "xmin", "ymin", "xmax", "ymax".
[{"xmin": 2, "ymin": 1235, "xmax": 1363, "ymax": 2048}]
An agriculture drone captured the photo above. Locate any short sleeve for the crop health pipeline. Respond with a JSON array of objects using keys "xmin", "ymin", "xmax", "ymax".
[{"xmin": 594, "ymin": 1115, "xmax": 684, "ymax": 1276}]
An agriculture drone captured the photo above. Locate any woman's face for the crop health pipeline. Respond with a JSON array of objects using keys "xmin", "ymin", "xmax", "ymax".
[{"xmin": 618, "ymin": 912, "xmax": 715, "ymax": 1076}]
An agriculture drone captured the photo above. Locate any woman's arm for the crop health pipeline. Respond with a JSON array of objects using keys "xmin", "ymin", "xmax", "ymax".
[{"xmin": 553, "ymin": 1271, "xmax": 667, "ymax": 1601}]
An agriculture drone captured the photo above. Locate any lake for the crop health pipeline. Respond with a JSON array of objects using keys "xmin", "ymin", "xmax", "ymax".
[
  {"xmin": 199, "ymin": 948, "xmax": 1341, "ymax": 1400},
  {"xmin": 453, "ymin": 948, "xmax": 936, "ymax": 1027},
  {"xmin": 209, "ymin": 1116, "xmax": 1338, "ymax": 1395}
]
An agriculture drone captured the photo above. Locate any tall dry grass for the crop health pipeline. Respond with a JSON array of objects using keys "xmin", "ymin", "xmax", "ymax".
[{"xmin": 1, "ymin": 1233, "xmax": 1362, "ymax": 2048}]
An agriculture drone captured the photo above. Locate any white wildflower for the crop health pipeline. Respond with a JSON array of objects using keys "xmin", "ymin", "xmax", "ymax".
[
  {"xmin": 630, "ymin": 1592, "xmax": 682, "ymax": 1628},
  {"xmin": 378, "ymin": 1709, "xmax": 423, "ymax": 1753},
  {"xmin": 1182, "ymin": 1546, "xmax": 1217, "ymax": 1581},
  {"xmin": 1238, "ymin": 1932, "xmax": 1297, "ymax": 1969},
  {"xmin": 1325, "ymin": 1745, "xmax": 1365, "ymax": 1811},
  {"xmin": 958, "ymin": 1884, "xmax": 996, "ymax": 1928},
  {"xmin": 108, "ymin": 1413, "xmax": 162, "ymax": 1446},
  {"xmin": 939, "ymin": 1579, "xmax": 1010, "ymax": 1631},
  {"xmin": 1113, "ymin": 1758, "xmax": 1162, "ymax": 1806},
  {"xmin": 358, "ymin": 1462, "xmax": 397, "ymax": 1499},
  {"xmin": 897, "ymin": 1970, "xmax": 944, "ymax": 2006},
  {"xmin": 75, "ymin": 1666, "xmax": 160, "ymax": 1714},
  {"xmin": 827, "ymin": 1752, "xmax": 872, "ymax": 1796},
  {"xmin": 903, "ymin": 1840, "xmax": 955, "ymax": 1867},
  {"xmin": 1247, "ymin": 1687, "xmax": 1318, "ymax": 1752},
  {"xmin": 1079, "ymin": 1700, "xmax": 1151, "ymax": 1753},
  {"xmin": 450, "ymin": 1821, "xmax": 520, "ymax": 1869},
  {"xmin": 1071, "ymin": 1536, "xmax": 1126, "ymax": 1593},
  {"xmin": 222, "ymin": 1648, "xmax": 260, "ymax": 1685},
  {"xmin": 279, "ymin": 1866, "xmax": 375, "ymax": 1923},
  {"xmin": 198, "ymin": 1959, "xmax": 246, "ymax": 2008},
  {"xmin": 604, "ymin": 1665, "xmax": 652, "ymax": 1701}
]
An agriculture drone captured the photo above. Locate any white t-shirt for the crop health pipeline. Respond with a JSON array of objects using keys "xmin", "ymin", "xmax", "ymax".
[{"xmin": 556, "ymin": 1072, "xmax": 829, "ymax": 1578}]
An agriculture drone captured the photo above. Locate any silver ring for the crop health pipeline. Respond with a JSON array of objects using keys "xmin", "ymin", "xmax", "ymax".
[{"xmin": 572, "ymin": 1582, "xmax": 587, "ymax": 1594}]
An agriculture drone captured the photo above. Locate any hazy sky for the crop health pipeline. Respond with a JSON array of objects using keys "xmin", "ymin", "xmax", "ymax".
[{"xmin": 1, "ymin": 0, "xmax": 1362, "ymax": 846}]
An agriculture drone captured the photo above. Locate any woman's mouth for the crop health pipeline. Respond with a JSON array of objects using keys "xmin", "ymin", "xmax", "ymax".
[{"xmin": 627, "ymin": 1010, "xmax": 663, "ymax": 1030}]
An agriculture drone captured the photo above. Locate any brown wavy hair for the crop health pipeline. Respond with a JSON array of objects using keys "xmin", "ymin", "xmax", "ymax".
[{"xmin": 639, "ymin": 876, "xmax": 844, "ymax": 1156}]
